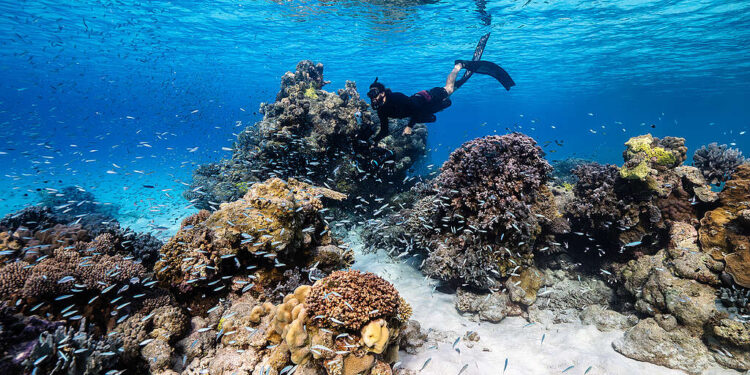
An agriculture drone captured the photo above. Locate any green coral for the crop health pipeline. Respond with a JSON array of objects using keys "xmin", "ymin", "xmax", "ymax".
[
  {"xmin": 624, "ymin": 135, "xmax": 677, "ymax": 167},
  {"xmin": 235, "ymin": 181, "xmax": 252, "ymax": 193},
  {"xmin": 619, "ymin": 161, "xmax": 651, "ymax": 180},
  {"xmin": 304, "ymin": 85, "xmax": 318, "ymax": 99},
  {"xmin": 561, "ymin": 182, "xmax": 574, "ymax": 192}
]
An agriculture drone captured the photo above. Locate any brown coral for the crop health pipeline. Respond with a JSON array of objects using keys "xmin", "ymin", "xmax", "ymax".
[
  {"xmin": 699, "ymin": 165, "xmax": 750, "ymax": 286},
  {"xmin": 305, "ymin": 270, "xmax": 401, "ymax": 330},
  {"xmin": 155, "ymin": 177, "xmax": 345, "ymax": 293}
]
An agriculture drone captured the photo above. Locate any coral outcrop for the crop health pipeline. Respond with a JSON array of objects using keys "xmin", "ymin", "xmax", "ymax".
[
  {"xmin": 565, "ymin": 135, "xmax": 716, "ymax": 258},
  {"xmin": 174, "ymin": 271, "xmax": 411, "ymax": 375},
  {"xmin": 693, "ymin": 142, "xmax": 746, "ymax": 185},
  {"xmin": 185, "ymin": 60, "xmax": 426, "ymax": 211},
  {"xmin": 365, "ymin": 133, "xmax": 563, "ymax": 290},
  {"xmin": 156, "ymin": 177, "xmax": 352, "ymax": 295},
  {"xmin": 699, "ymin": 164, "xmax": 750, "ymax": 286}
]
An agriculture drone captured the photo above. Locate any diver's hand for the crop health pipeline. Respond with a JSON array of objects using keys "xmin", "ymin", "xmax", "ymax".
[{"xmin": 402, "ymin": 126, "xmax": 413, "ymax": 136}]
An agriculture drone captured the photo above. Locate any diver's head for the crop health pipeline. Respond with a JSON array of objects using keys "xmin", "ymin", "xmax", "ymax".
[{"xmin": 367, "ymin": 77, "xmax": 387, "ymax": 109}]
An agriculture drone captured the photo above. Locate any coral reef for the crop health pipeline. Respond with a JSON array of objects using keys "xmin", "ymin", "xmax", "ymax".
[
  {"xmin": 0, "ymin": 304, "xmax": 62, "ymax": 373},
  {"xmin": 156, "ymin": 177, "xmax": 352, "ymax": 295},
  {"xmin": 23, "ymin": 322, "xmax": 121, "ymax": 375},
  {"xmin": 699, "ymin": 164, "xmax": 750, "ymax": 285},
  {"xmin": 365, "ymin": 133, "xmax": 563, "ymax": 290},
  {"xmin": 0, "ymin": 206, "xmax": 162, "ymax": 267},
  {"xmin": 185, "ymin": 60, "xmax": 426, "ymax": 211},
  {"xmin": 693, "ymin": 142, "xmax": 746, "ymax": 185},
  {"xmin": 565, "ymin": 135, "xmax": 716, "ymax": 258},
  {"xmin": 171, "ymin": 271, "xmax": 411, "ymax": 375},
  {"xmin": 549, "ymin": 157, "xmax": 590, "ymax": 185}
]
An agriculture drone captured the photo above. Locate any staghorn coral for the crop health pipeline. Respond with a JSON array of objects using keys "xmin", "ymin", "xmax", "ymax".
[
  {"xmin": 185, "ymin": 60, "xmax": 426, "ymax": 211},
  {"xmin": 693, "ymin": 142, "xmax": 746, "ymax": 185},
  {"xmin": 156, "ymin": 178, "xmax": 348, "ymax": 294}
]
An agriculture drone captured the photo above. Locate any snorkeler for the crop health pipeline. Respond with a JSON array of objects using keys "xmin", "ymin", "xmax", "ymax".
[{"xmin": 367, "ymin": 33, "xmax": 515, "ymax": 144}]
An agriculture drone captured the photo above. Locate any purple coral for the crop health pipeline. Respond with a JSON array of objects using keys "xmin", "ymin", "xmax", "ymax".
[
  {"xmin": 693, "ymin": 142, "xmax": 746, "ymax": 185},
  {"xmin": 402, "ymin": 133, "xmax": 555, "ymax": 289},
  {"xmin": 435, "ymin": 133, "xmax": 552, "ymax": 234}
]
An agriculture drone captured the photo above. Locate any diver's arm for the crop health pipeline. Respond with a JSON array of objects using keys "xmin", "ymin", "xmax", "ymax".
[{"xmin": 373, "ymin": 113, "xmax": 389, "ymax": 143}]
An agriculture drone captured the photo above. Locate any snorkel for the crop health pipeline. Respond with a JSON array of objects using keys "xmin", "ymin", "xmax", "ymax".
[{"xmin": 367, "ymin": 77, "xmax": 386, "ymax": 109}]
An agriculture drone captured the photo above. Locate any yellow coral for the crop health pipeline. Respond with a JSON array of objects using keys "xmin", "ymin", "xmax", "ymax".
[
  {"xmin": 304, "ymin": 85, "xmax": 318, "ymax": 99},
  {"xmin": 361, "ymin": 319, "xmax": 389, "ymax": 354},
  {"xmin": 619, "ymin": 161, "xmax": 651, "ymax": 180}
]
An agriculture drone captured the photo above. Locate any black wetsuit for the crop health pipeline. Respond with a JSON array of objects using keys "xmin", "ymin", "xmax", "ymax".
[{"xmin": 373, "ymin": 87, "xmax": 451, "ymax": 142}]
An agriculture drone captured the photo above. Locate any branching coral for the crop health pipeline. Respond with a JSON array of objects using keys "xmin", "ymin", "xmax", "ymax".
[
  {"xmin": 693, "ymin": 142, "xmax": 746, "ymax": 185},
  {"xmin": 362, "ymin": 133, "xmax": 560, "ymax": 290}
]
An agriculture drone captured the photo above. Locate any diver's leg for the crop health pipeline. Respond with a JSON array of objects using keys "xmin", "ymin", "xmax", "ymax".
[{"xmin": 444, "ymin": 63, "xmax": 463, "ymax": 95}]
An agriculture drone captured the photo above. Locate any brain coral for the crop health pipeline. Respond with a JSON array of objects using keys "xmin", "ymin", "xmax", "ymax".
[{"xmin": 305, "ymin": 270, "xmax": 402, "ymax": 330}]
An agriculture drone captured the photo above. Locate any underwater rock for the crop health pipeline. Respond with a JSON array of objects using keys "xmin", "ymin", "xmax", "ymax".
[
  {"xmin": 613, "ymin": 317, "xmax": 714, "ymax": 375},
  {"xmin": 616, "ymin": 249, "xmax": 721, "ymax": 332},
  {"xmin": 699, "ymin": 164, "xmax": 750, "ymax": 286},
  {"xmin": 527, "ymin": 269, "xmax": 616, "ymax": 327},
  {"xmin": 693, "ymin": 142, "xmax": 746, "ymax": 185},
  {"xmin": 578, "ymin": 305, "xmax": 637, "ymax": 331},
  {"xmin": 156, "ymin": 177, "xmax": 351, "ymax": 295},
  {"xmin": 455, "ymin": 288, "xmax": 519, "ymax": 323},
  {"xmin": 667, "ymin": 221, "xmax": 723, "ymax": 284},
  {"xmin": 506, "ymin": 267, "xmax": 543, "ymax": 306},
  {"xmin": 398, "ymin": 320, "xmax": 427, "ymax": 355},
  {"xmin": 185, "ymin": 60, "xmax": 426, "ymax": 211}
]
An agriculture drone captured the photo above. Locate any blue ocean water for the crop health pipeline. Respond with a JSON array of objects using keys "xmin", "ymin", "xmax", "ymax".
[{"xmin": 1, "ymin": 0, "xmax": 749, "ymax": 222}]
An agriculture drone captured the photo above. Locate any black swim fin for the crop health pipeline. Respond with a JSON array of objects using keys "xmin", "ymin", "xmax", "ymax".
[
  {"xmin": 455, "ymin": 59, "xmax": 515, "ymax": 91},
  {"xmin": 455, "ymin": 33, "xmax": 490, "ymax": 89}
]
